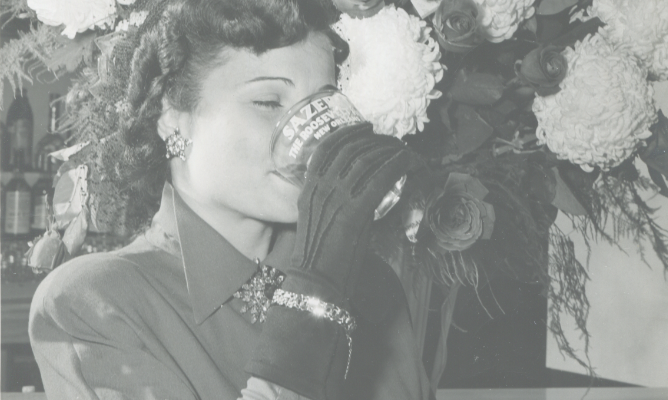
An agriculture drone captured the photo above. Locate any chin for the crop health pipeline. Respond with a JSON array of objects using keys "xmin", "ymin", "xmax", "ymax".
[
  {"xmin": 258, "ymin": 195, "xmax": 299, "ymax": 224},
  {"xmin": 259, "ymin": 210, "xmax": 297, "ymax": 224}
]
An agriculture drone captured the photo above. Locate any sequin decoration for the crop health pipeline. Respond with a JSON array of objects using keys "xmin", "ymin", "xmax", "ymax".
[
  {"xmin": 233, "ymin": 259, "xmax": 285, "ymax": 323},
  {"xmin": 165, "ymin": 129, "xmax": 192, "ymax": 161}
]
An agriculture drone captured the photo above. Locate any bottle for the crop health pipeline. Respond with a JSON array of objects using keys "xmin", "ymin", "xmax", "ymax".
[
  {"xmin": 1, "ymin": 121, "xmax": 9, "ymax": 171},
  {"xmin": 30, "ymin": 94, "xmax": 64, "ymax": 237},
  {"xmin": 0, "ymin": 181, "xmax": 5, "ymax": 237},
  {"xmin": 34, "ymin": 93, "xmax": 65, "ymax": 173},
  {"xmin": 3, "ymin": 151, "xmax": 32, "ymax": 239},
  {"xmin": 30, "ymin": 174, "xmax": 53, "ymax": 236},
  {"xmin": 6, "ymin": 88, "xmax": 34, "ymax": 171}
]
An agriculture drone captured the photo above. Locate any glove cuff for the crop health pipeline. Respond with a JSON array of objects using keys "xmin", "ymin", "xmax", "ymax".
[
  {"xmin": 271, "ymin": 288, "xmax": 355, "ymax": 375},
  {"xmin": 246, "ymin": 304, "xmax": 351, "ymax": 400}
]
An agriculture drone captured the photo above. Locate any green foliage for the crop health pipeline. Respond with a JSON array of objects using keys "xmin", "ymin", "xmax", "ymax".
[{"xmin": 0, "ymin": 23, "xmax": 61, "ymax": 109}]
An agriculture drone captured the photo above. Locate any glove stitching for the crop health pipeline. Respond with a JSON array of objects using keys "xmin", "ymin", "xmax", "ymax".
[
  {"xmin": 314, "ymin": 129, "xmax": 364, "ymax": 177},
  {"xmin": 337, "ymin": 141, "xmax": 379, "ymax": 180},
  {"xmin": 309, "ymin": 205, "xmax": 343, "ymax": 276},
  {"xmin": 317, "ymin": 125, "xmax": 368, "ymax": 176},
  {"xmin": 303, "ymin": 188, "xmax": 340, "ymax": 271},
  {"xmin": 295, "ymin": 186, "xmax": 319, "ymax": 269},
  {"xmin": 342, "ymin": 224, "xmax": 369, "ymax": 300}
]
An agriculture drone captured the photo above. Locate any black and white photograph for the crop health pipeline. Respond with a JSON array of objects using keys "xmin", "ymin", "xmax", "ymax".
[{"xmin": 1, "ymin": 0, "xmax": 667, "ymax": 399}]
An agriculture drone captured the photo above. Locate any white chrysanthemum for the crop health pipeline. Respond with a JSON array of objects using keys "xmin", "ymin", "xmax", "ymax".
[
  {"xmin": 472, "ymin": 0, "xmax": 536, "ymax": 43},
  {"xmin": 115, "ymin": 10, "xmax": 148, "ymax": 31},
  {"xmin": 533, "ymin": 34, "xmax": 657, "ymax": 172},
  {"xmin": 27, "ymin": 0, "xmax": 116, "ymax": 39},
  {"xmin": 334, "ymin": 6, "xmax": 444, "ymax": 139},
  {"xmin": 579, "ymin": 0, "xmax": 668, "ymax": 80}
]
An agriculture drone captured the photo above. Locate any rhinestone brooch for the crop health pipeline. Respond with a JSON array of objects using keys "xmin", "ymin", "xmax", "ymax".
[{"xmin": 233, "ymin": 259, "xmax": 285, "ymax": 323}]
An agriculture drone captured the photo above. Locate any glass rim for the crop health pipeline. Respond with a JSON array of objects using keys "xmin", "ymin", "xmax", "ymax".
[{"xmin": 269, "ymin": 86, "xmax": 353, "ymax": 156}]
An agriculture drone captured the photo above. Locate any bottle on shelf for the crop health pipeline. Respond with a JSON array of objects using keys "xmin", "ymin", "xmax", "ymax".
[
  {"xmin": 30, "ymin": 174, "xmax": 53, "ymax": 237},
  {"xmin": 1, "ymin": 121, "xmax": 9, "ymax": 171},
  {"xmin": 31, "ymin": 93, "xmax": 65, "ymax": 237},
  {"xmin": 3, "ymin": 151, "xmax": 32, "ymax": 240},
  {"xmin": 6, "ymin": 88, "xmax": 34, "ymax": 172},
  {"xmin": 34, "ymin": 93, "xmax": 65, "ymax": 173},
  {"xmin": 0, "ymin": 180, "xmax": 5, "ymax": 237}
]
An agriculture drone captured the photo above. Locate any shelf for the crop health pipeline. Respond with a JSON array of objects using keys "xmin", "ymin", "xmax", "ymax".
[
  {"xmin": 1, "ymin": 281, "xmax": 40, "ymax": 345},
  {"xmin": 1, "ymin": 171, "xmax": 49, "ymax": 187}
]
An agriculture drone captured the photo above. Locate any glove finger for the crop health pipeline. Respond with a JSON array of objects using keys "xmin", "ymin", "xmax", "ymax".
[
  {"xmin": 347, "ymin": 146, "xmax": 412, "ymax": 212},
  {"xmin": 319, "ymin": 134, "xmax": 407, "ymax": 184},
  {"xmin": 308, "ymin": 123, "xmax": 376, "ymax": 179}
]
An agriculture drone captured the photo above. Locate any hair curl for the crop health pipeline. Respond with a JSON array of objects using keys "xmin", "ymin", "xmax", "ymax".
[{"xmin": 106, "ymin": 0, "xmax": 345, "ymax": 232}]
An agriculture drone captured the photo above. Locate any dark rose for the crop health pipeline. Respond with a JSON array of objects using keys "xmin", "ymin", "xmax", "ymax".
[
  {"xmin": 515, "ymin": 45, "xmax": 568, "ymax": 96},
  {"xmin": 432, "ymin": 0, "xmax": 484, "ymax": 53},
  {"xmin": 423, "ymin": 173, "xmax": 494, "ymax": 252}
]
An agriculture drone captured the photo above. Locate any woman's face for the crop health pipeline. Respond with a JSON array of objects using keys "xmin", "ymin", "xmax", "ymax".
[{"xmin": 170, "ymin": 32, "xmax": 336, "ymax": 224}]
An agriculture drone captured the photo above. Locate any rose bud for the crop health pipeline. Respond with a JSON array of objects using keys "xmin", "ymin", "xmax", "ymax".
[
  {"xmin": 432, "ymin": 0, "xmax": 484, "ymax": 53},
  {"xmin": 422, "ymin": 173, "xmax": 495, "ymax": 253},
  {"xmin": 515, "ymin": 45, "xmax": 568, "ymax": 96},
  {"xmin": 26, "ymin": 229, "xmax": 69, "ymax": 273}
]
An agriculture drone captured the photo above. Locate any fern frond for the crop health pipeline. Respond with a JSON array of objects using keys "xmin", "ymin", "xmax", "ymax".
[{"xmin": 0, "ymin": 24, "xmax": 62, "ymax": 109}]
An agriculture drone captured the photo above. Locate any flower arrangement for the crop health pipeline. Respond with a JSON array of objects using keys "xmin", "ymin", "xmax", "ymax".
[
  {"xmin": 574, "ymin": 0, "xmax": 668, "ymax": 81},
  {"xmin": 3, "ymin": 0, "xmax": 668, "ymax": 386},
  {"xmin": 334, "ymin": 5, "xmax": 444, "ymax": 138},
  {"xmin": 27, "ymin": 0, "xmax": 118, "ymax": 39},
  {"xmin": 533, "ymin": 33, "xmax": 657, "ymax": 172}
]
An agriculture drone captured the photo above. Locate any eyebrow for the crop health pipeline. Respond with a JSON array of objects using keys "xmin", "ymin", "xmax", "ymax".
[{"xmin": 245, "ymin": 77, "xmax": 295, "ymax": 87}]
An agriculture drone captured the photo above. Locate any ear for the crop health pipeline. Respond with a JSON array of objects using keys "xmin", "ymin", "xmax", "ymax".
[{"xmin": 157, "ymin": 98, "xmax": 189, "ymax": 141}]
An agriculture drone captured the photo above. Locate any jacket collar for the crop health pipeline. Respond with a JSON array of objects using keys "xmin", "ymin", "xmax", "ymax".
[{"xmin": 149, "ymin": 183, "xmax": 294, "ymax": 325}]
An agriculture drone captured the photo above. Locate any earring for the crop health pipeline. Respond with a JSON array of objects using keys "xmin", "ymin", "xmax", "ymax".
[{"xmin": 165, "ymin": 128, "xmax": 192, "ymax": 161}]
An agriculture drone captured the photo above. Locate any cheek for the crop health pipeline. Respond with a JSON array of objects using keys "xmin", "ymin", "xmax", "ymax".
[{"xmin": 189, "ymin": 117, "xmax": 275, "ymax": 197}]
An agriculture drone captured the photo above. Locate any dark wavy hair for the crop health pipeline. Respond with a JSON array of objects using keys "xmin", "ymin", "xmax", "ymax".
[{"xmin": 115, "ymin": 0, "xmax": 346, "ymax": 232}]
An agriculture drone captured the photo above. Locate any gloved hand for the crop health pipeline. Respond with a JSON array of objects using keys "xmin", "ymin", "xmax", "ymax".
[{"xmin": 247, "ymin": 122, "xmax": 423, "ymax": 400}]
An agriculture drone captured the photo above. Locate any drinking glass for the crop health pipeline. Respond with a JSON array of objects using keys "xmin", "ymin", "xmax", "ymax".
[{"xmin": 270, "ymin": 86, "xmax": 405, "ymax": 220}]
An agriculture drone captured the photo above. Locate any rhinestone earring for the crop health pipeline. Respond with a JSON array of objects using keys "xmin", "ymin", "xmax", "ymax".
[{"xmin": 165, "ymin": 128, "xmax": 192, "ymax": 161}]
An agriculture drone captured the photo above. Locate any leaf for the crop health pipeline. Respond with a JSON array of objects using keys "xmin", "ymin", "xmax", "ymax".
[
  {"xmin": 438, "ymin": 94, "xmax": 455, "ymax": 131},
  {"xmin": 453, "ymin": 104, "xmax": 493, "ymax": 154},
  {"xmin": 430, "ymin": 282, "xmax": 461, "ymax": 394},
  {"xmin": 549, "ymin": 18, "xmax": 604, "ymax": 48},
  {"xmin": 524, "ymin": 162, "xmax": 557, "ymax": 204},
  {"xmin": 0, "ymin": 24, "xmax": 60, "ymax": 109},
  {"xmin": 535, "ymin": 15, "xmax": 566, "ymax": 43},
  {"xmin": 45, "ymin": 31, "xmax": 97, "ymax": 72},
  {"xmin": 648, "ymin": 167, "xmax": 668, "ymax": 197},
  {"xmin": 524, "ymin": 16, "xmax": 538, "ymax": 34},
  {"xmin": 551, "ymin": 167, "xmax": 587, "ymax": 215},
  {"xmin": 537, "ymin": 0, "xmax": 579, "ymax": 15},
  {"xmin": 492, "ymin": 99, "xmax": 519, "ymax": 116},
  {"xmin": 640, "ymin": 110, "xmax": 668, "ymax": 177},
  {"xmin": 448, "ymin": 69, "xmax": 505, "ymax": 106},
  {"xmin": 49, "ymin": 142, "xmax": 89, "ymax": 161},
  {"xmin": 61, "ymin": 209, "xmax": 88, "ymax": 256},
  {"xmin": 52, "ymin": 164, "xmax": 89, "ymax": 230},
  {"xmin": 476, "ymin": 107, "xmax": 506, "ymax": 129}
]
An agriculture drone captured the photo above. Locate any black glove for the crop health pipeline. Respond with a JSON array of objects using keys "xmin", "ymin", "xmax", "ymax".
[{"xmin": 247, "ymin": 122, "xmax": 422, "ymax": 400}]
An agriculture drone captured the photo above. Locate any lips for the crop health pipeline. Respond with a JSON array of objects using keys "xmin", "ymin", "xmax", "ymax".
[{"xmin": 271, "ymin": 170, "xmax": 300, "ymax": 187}]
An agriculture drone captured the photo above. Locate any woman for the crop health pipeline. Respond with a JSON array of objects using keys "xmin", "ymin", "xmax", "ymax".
[{"xmin": 29, "ymin": 0, "xmax": 431, "ymax": 399}]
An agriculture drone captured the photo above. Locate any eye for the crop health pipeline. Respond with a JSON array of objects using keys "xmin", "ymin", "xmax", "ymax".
[{"xmin": 253, "ymin": 100, "xmax": 283, "ymax": 110}]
